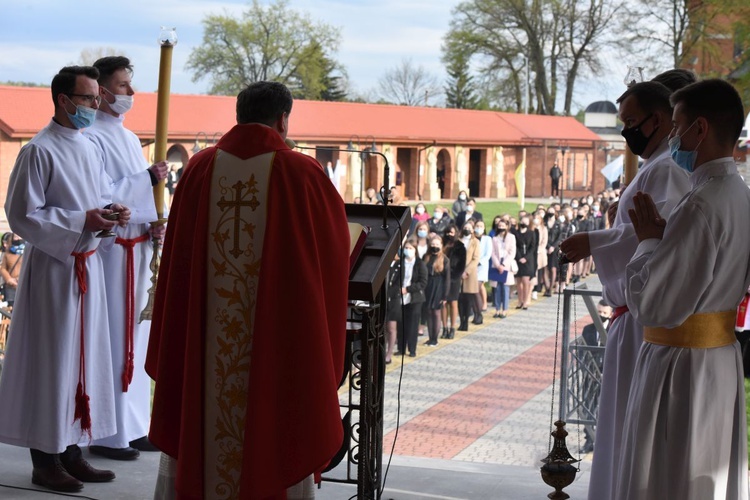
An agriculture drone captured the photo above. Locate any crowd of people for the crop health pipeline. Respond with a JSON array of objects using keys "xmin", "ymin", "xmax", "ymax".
[{"xmin": 384, "ymin": 188, "xmax": 621, "ymax": 361}]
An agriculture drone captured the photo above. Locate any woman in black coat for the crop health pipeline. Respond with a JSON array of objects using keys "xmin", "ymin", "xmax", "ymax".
[
  {"xmin": 392, "ymin": 238, "xmax": 428, "ymax": 358},
  {"xmin": 514, "ymin": 216, "xmax": 537, "ymax": 309},
  {"xmin": 423, "ymin": 235, "xmax": 450, "ymax": 346},
  {"xmin": 441, "ymin": 224, "xmax": 465, "ymax": 339}
]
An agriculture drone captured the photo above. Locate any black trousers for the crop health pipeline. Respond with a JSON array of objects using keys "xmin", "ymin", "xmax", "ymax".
[
  {"xmin": 551, "ymin": 179, "xmax": 560, "ymax": 196},
  {"xmin": 397, "ymin": 302, "xmax": 422, "ymax": 355}
]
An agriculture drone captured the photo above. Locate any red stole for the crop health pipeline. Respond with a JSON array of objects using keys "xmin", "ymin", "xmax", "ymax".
[{"xmin": 146, "ymin": 124, "xmax": 349, "ymax": 499}]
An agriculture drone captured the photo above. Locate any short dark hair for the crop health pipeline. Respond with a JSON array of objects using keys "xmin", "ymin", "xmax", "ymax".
[
  {"xmin": 616, "ymin": 81, "xmax": 672, "ymax": 116},
  {"xmin": 50, "ymin": 66, "xmax": 99, "ymax": 107},
  {"xmin": 651, "ymin": 69, "xmax": 697, "ymax": 93},
  {"xmin": 93, "ymin": 56, "xmax": 133, "ymax": 85},
  {"xmin": 236, "ymin": 81, "xmax": 293, "ymax": 125},
  {"xmin": 670, "ymin": 79, "xmax": 745, "ymax": 147}
]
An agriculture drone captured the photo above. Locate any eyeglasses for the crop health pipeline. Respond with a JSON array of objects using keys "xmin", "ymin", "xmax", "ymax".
[{"xmin": 67, "ymin": 94, "xmax": 101, "ymax": 106}]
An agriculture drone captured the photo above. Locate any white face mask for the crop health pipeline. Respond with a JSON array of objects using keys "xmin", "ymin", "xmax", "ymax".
[
  {"xmin": 104, "ymin": 88, "xmax": 134, "ymax": 115},
  {"xmin": 416, "ymin": 206, "xmax": 425, "ymax": 215}
]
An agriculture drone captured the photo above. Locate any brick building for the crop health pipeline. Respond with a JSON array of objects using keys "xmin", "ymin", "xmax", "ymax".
[{"xmin": 0, "ymin": 85, "xmax": 605, "ymax": 217}]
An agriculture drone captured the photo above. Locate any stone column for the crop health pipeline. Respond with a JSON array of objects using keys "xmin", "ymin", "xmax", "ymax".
[
  {"xmin": 343, "ymin": 150, "xmax": 362, "ymax": 202},
  {"xmin": 454, "ymin": 146, "xmax": 468, "ymax": 195},
  {"xmin": 490, "ymin": 146, "xmax": 507, "ymax": 198},
  {"xmin": 422, "ymin": 146, "xmax": 441, "ymax": 201}
]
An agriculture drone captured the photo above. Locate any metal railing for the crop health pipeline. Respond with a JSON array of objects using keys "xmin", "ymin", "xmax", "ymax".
[{"xmin": 559, "ymin": 286, "xmax": 606, "ymax": 436}]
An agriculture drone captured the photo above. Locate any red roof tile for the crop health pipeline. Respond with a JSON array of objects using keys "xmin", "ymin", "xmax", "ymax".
[{"xmin": 0, "ymin": 85, "xmax": 601, "ymax": 146}]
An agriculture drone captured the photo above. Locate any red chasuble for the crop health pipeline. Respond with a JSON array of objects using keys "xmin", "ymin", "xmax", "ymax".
[{"xmin": 146, "ymin": 124, "xmax": 349, "ymax": 499}]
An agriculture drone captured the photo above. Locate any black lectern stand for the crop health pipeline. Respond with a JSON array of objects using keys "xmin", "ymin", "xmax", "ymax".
[{"xmin": 321, "ymin": 203, "xmax": 411, "ymax": 500}]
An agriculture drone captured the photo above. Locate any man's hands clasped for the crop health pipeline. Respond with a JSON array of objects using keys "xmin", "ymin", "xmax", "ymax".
[{"xmin": 628, "ymin": 191, "xmax": 666, "ymax": 242}]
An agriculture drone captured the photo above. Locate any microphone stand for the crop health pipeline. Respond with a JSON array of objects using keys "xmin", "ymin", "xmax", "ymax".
[{"xmin": 286, "ymin": 140, "xmax": 392, "ymax": 229}]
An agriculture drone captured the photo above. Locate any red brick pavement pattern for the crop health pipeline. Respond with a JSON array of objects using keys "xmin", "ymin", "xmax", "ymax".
[{"xmin": 384, "ymin": 315, "xmax": 590, "ymax": 459}]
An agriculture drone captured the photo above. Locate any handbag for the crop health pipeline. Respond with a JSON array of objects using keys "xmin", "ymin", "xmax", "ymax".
[{"xmin": 509, "ymin": 259, "xmax": 519, "ymax": 274}]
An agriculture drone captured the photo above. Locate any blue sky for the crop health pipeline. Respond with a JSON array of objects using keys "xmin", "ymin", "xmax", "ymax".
[{"xmin": 0, "ymin": 0, "xmax": 621, "ymax": 113}]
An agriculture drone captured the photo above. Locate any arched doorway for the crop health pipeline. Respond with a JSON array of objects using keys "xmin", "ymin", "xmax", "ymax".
[
  {"xmin": 166, "ymin": 144, "xmax": 189, "ymax": 206},
  {"xmin": 437, "ymin": 149, "xmax": 451, "ymax": 200},
  {"xmin": 396, "ymin": 147, "xmax": 417, "ymax": 200}
]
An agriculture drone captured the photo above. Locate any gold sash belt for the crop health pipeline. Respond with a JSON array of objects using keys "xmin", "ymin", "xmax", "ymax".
[{"xmin": 644, "ymin": 310, "xmax": 737, "ymax": 349}]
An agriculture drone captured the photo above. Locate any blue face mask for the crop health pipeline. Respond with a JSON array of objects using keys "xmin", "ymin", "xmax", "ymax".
[
  {"xmin": 417, "ymin": 229, "xmax": 428, "ymax": 238},
  {"xmin": 65, "ymin": 96, "xmax": 97, "ymax": 129},
  {"xmin": 9, "ymin": 242, "xmax": 24, "ymax": 255},
  {"xmin": 669, "ymin": 120, "xmax": 702, "ymax": 173}
]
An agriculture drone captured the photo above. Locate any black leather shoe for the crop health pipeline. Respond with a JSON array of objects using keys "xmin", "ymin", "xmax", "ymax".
[
  {"xmin": 472, "ymin": 314, "xmax": 483, "ymax": 325},
  {"xmin": 89, "ymin": 445, "xmax": 140, "ymax": 461},
  {"xmin": 447, "ymin": 328, "xmax": 455, "ymax": 339},
  {"xmin": 61, "ymin": 455, "xmax": 115, "ymax": 482},
  {"xmin": 129, "ymin": 436, "xmax": 159, "ymax": 452},
  {"xmin": 32, "ymin": 462, "xmax": 84, "ymax": 492}
]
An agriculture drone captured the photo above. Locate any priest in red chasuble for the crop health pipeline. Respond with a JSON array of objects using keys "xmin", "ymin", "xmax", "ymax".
[{"xmin": 146, "ymin": 81, "xmax": 350, "ymax": 500}]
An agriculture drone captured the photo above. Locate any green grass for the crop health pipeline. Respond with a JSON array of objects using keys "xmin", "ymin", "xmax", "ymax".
[{"xmin": 415, "ymin": 201, "xmax": 541, "ymax": 221}]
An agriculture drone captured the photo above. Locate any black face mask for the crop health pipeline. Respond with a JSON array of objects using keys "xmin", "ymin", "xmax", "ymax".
[
  {"xmin": 444, "ymin": 234, "xmax": 455, "ymax": 243},
  {"xmin": 430, "ymin": 247, "xmax": 441, "ymax": 254},
  {"xmin": 462, "ymin": 229, "xmax": 472, "ymax": 237},
  {"xmin": 497, "ymin": 228, "xmax": 507, "ymax": 233},
  {"xmin": 599, "ymin": 315, "xmax": 610, "ymax": 324},
  {"xmin": 621, "ymin": 114, "xmax": 657, "ymax": 156},
  {"xmin": 519, "ymin": 223, "xmax": 527, "ymax": 229}
]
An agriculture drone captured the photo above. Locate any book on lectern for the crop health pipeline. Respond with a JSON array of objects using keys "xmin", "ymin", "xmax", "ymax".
[{"xmin": 348, "ymin": 222, "xmax": 371, "ymax": 274}]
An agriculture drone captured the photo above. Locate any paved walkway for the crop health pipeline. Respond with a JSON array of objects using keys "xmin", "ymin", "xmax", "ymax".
[{"xmin": 0, "ymin": 279, "xmax": 599, "ymax": 499}]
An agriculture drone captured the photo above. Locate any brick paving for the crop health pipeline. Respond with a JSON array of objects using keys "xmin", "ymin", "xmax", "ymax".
[{"xmin": 380, "ymin": 281, "xmax": 597, "ymax": 465}]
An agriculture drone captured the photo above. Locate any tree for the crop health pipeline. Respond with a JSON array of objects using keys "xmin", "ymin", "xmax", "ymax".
[
  {"xmin": 444, "ymin": 0, "xmax": 621, "ymax": 115},
  {"xmin": 615, "ymin": 0, "xmax": 750, "ymax": 76},
  {"xmin": 0, "ymin": 81, "xmax": 47, "ymax": 87},
  {"xmin": 77, "ymin": 47, "xmax": 123, "ymax": 66},
  {"xmin": 186, "ymin": 0, "xmax": 342, "ymax": 96},
  {"xmin": 288, "ymin": 42, "xmax": 348, "ymax": 101},
  {"xmin": 377, "ymin": 59, "xmax": 439, "ymax": 106},
  {"xmin": 443, "ymin": 45, "xmax": 479, "ymax": 109}
]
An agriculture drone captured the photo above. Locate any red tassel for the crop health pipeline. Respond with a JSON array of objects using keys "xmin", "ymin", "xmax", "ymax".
[
  {"xmin": 737, "ymin": 293, "xmax": 750, "ymax": 329},
  {"xmin": 122, "ymin": 354, "xmax": 134, "ymax": 392},
  {"xmin": 74, "ymin": 381, "xmax": 92, "ymax": 437}
]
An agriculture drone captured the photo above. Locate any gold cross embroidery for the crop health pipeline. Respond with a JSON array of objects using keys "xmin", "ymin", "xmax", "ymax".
[{"xmin": 217, "ymin": 180, "xmax": 260, "ymax": 258}]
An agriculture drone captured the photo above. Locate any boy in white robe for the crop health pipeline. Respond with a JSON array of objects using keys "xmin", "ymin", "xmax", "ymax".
[
  {"xmin": 83, "ymin": 56, "xmax": 168, "ymax": 461},
  {"xmin": 618, "ymin": 79, "xmax": 749, "ymax": 500}
]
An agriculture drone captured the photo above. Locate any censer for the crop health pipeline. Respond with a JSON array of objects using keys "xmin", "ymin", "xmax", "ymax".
[{"xmin": 540, "ymin": 256, "xmax": 580, "ymax": 499}]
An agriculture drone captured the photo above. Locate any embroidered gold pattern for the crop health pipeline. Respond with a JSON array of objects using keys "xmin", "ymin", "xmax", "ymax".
[{"xmin": 210, "ymin": 173, "xmax": 262, "ymax": 499}]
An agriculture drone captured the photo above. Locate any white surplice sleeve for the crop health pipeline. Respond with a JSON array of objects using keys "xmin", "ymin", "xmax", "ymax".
[
  {"xmin": 110, "ymin": 170, "xmax": 157, "ymax": 225},
  {"xmin": 589, "ymin": 160, "xmax": 690, "ymax": 306},
  {"xmin": 5, "ymin": 144, "xmax": 87, "ymax": 263},
  {"xmin": 625, "ymin": 201, "xmax": 715, "ymax": 328}
]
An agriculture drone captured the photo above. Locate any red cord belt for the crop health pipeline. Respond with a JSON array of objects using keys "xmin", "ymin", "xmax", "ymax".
[
  {"xmin": 72, "ymin": 248, "xmax": 96, "ymax": 435},
  {"xmin": 115, "ymin": 233, "xmax": 150, "ymax": 392}
]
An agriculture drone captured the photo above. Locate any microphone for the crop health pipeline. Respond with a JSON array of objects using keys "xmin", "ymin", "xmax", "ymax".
[{"xmin": 285, "ymin": 138, "xmax": 393, "ymax": 229}]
